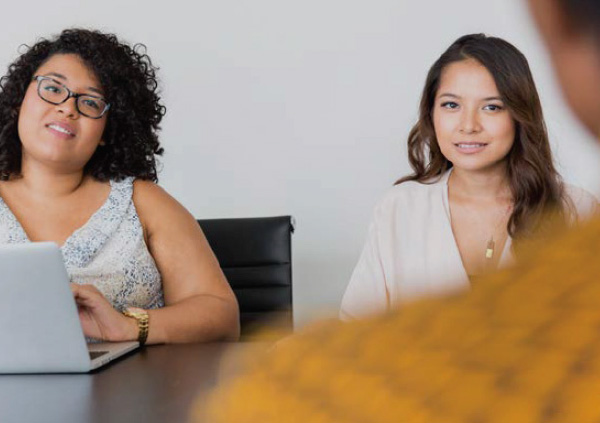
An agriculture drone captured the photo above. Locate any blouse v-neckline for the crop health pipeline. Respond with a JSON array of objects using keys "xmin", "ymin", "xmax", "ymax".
[
  {"xmin": 0, "ymin": 178, "xmax": 133, "ymax": 267},
  {"xmin": 439, "ymin": 168, "xmax": 512, "ymax": 281}
]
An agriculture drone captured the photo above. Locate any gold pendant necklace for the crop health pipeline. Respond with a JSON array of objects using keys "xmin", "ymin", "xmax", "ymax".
[
  {"xmin": 485, "ymin": 238, "xmax": 495, "ymax": 259},
  {"xmin": 485, "ymin": 204, "xmax": 512, "ymax": 261}
]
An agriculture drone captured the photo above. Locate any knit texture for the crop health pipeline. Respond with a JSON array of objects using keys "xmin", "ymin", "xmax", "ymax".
[{"xmin": 203, "ymin": 216, "xmax": 600, "ymax": 423}]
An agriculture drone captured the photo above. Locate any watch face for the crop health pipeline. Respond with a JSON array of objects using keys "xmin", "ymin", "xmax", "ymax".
[{"xmin": 126, "ymin": 307, "xmax": 147, "ymax": 317}]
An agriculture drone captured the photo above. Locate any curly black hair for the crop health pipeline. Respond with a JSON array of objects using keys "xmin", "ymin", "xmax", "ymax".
[{"xmin": 0, "ymin": 28, "xmax": 165, "ymax": 182}]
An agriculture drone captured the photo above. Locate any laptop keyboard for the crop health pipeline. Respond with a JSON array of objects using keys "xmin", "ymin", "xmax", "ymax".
[{"xmin": 89, "ymin": 351, "xmax": 109, "ymax": 360}]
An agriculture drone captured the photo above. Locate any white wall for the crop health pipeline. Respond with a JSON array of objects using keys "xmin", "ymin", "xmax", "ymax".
[{"xmin": 4, "ymin": 0, "xmax": 600, "ymax": 326}]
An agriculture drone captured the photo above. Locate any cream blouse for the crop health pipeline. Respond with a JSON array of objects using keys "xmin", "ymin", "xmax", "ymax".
[{"xmin": 340, "ymin": 170, "xmax": 599, "ymax": 320}]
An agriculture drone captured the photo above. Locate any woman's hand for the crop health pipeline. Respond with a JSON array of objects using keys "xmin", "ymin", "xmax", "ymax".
[{"xmin": 70, "ymin": 283, "xmax": 138, "ymax": 342}]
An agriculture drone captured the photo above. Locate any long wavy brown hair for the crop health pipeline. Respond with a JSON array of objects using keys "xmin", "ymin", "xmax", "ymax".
[{"xmin": 396, "ymin": 33, "xmax": 566, "ymax": 242}]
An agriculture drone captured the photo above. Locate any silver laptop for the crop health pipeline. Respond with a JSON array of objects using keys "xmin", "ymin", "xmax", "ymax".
[{"xmin": 0, "ymin": 242, "xmax": 139, "ymax": 373}]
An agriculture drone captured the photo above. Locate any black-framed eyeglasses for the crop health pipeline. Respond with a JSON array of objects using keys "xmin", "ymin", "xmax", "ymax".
[{"xmin": 32, "ymin": 76, "xmax": 110, "ymax": 119}]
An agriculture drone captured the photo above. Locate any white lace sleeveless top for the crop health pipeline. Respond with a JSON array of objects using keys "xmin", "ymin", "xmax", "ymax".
[{"xmin": 0, "ymin": 177, "xmax": 164, "ymax": 311}]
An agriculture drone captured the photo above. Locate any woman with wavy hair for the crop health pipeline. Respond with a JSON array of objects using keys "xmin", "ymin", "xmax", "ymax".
[
  {"xmin": 0, "ymin": 29, "xmax": 239, "ymax": 343},
  {"xmin": 340, "ymin": 33, "xmax": 597, "ymax": 319},
  {"xmin": 202, "ymin": 3, "xmax": 600, "ymax": 420}
]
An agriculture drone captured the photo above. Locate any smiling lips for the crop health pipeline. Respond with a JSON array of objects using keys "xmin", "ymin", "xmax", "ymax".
[
  {"xmin": 46, "ymin": 122, "xmax": 76, "ymax": 138},
  {"xmin": 454, "ymin": 142, "xmax": 488, "ymax": 153}
]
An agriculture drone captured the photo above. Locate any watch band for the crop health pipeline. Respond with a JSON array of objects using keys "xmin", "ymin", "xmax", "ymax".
[{"xmin": 123, "ymin": 307, "xmax": 149, "ymax": 346}]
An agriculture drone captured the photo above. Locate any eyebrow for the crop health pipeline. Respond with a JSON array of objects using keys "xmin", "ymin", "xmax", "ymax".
[
  {"xmin": 45, "ymin": 72, "xmax": 66, "ymax": 80},
  {"xmin": 437, "ymin": 93, "xmax": 503, "ymax": 102},
  {"xmin": 42, "ymin": 72, "xmax": 104, "ymax": 96}
]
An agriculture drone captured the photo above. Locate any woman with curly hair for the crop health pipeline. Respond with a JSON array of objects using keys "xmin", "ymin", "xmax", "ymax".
[
  {"xmin": 0, "ymin": 28, "xmax": 239, "ymax": 343},
  {"xmin": 340, "ymin": 34, "xmax": 598, "ymax": 320}
]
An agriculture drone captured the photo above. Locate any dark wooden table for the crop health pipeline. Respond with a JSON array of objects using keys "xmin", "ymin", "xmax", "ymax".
[{"xmin": 0, "ymin": 342, "xmax": 268, "ymax": 423}]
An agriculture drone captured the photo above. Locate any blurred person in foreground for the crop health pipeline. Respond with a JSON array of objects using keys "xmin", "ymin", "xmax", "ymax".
[{"xmin": 199, "ymin": 0, "xmax": 600, "ymax": 421}]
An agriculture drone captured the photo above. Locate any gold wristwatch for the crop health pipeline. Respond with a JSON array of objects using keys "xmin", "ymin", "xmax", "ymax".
[{"xmin": 123, "ymin": 307, "xmax": 149, "ymax": 346}]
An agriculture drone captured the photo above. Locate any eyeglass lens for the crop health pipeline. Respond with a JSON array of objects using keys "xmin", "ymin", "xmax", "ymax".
[{"xmin": 37, "ymin": 78, "xmax": 107, "ymax": 118}]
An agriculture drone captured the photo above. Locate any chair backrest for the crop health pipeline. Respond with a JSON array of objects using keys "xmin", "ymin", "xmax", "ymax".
[{"xmin": 197, "ymin": 216, "xmax": 294, "ymax": 339}]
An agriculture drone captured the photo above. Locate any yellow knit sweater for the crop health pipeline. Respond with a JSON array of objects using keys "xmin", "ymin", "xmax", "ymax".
[{"xmin": 202, "ymin": 216, "xmax": 600, "ymax": 423}]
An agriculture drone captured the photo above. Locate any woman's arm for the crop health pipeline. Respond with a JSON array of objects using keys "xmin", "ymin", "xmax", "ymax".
[
  {"xmin": 135, "ymin": 180, "xmax": 240, "ymax": 343},
  {"xmin": 340, "ymin": 203, "xmax": 390, "ymax": 321},
  {"xmin": 72, "ymin": 180, "xmax": 240, "ymax": 344}
]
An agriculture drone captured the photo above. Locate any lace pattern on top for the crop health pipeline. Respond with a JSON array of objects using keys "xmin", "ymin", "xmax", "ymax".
[{"xmin": 0, "ymin": 177, "xmax": 164, "ymax": 311}]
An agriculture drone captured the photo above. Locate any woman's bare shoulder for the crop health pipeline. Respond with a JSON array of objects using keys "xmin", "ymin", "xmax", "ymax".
[
  {"xmin": 132, "ymin": 179, "xmax": 171, "ymax": 202},
  {"xmin": 132, "ymin": 179, "xmax": 196, "ymax": 230}
]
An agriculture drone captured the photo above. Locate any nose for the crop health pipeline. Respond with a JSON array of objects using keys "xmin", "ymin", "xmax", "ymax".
[
  {"xmin": 56, "ymin": 97, "xmax": 80, "ymax": 119},
  {"xmin": 459, "ymin": 108, "xmax": 481, "ymax": 134}
]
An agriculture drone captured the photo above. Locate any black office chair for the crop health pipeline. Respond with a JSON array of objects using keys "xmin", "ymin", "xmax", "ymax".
[{"xmin": 197, "ymin": 216, "xmax": 294, "ymax": 340}]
